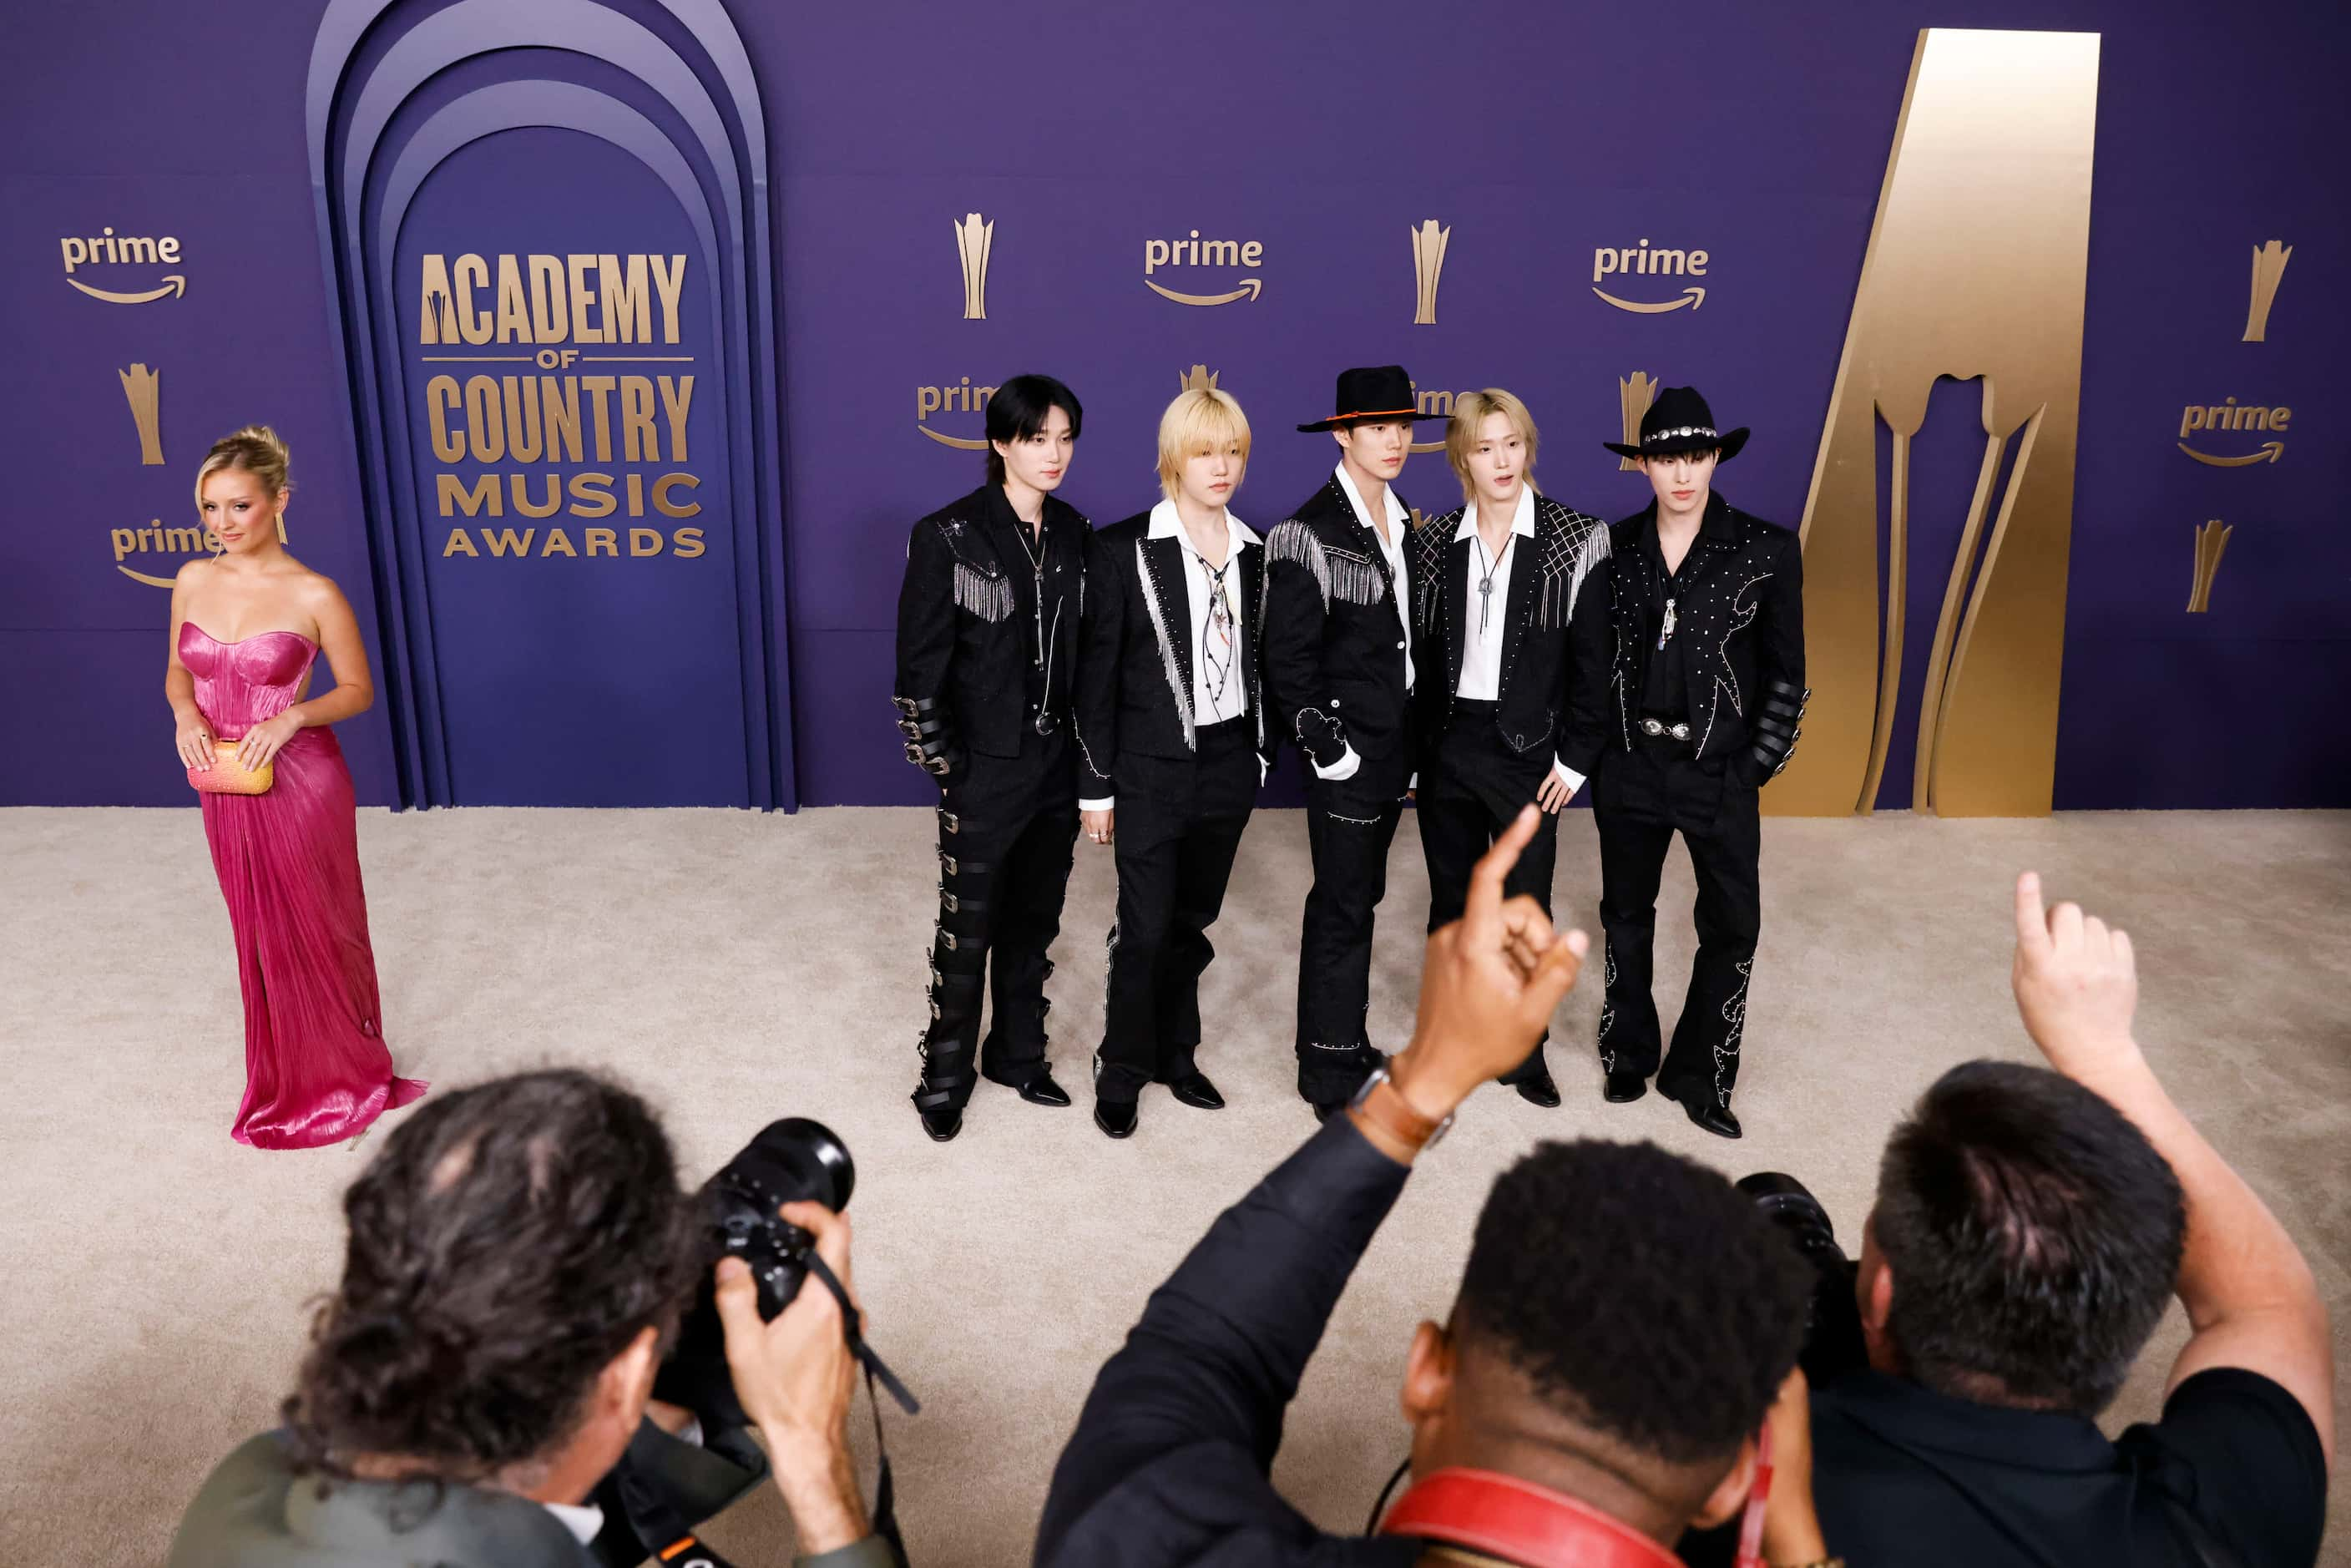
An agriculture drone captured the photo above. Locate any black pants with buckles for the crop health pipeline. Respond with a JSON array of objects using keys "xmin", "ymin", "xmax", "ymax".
[
  {"xmin": 1294, "ymin": 729, "xmax": 1413, "ymax": 1109},
  {"xmin": 914, "ymin": 726, "xmax": 1078, "ymax": 1117},
  {"xmin": 1590, "ymin": 721, "xmax": 1762, "ymax": 1106},
  {"xmin": 1418, "ymin": 701, "xmax": 1560, "ymax": 1085},
  {"xmin": 1095, "ymin": 719, "xmax": 1258, "ymax": 1104}
]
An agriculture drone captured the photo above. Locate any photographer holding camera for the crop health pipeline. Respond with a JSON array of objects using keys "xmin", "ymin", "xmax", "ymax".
[
  {"xmin": 167, "ymin": 1070, "xmax": 895, "ymax": 1568},
  {"xmin": 1693, "ymin": 873, "xmax": 2334, "ymax": 1568}
]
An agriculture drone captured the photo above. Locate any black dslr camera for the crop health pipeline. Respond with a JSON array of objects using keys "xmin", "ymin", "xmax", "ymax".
[
  {"xmin": 1738, "ymin": 1171, "xmax": 1868, "ymax": 1387},
  {"xmin": 655, "ymin": 1117, "xmax": 857, "ymax": 1424}
]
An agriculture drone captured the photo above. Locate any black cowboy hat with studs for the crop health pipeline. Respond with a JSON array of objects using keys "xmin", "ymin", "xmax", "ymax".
[
  {"xmin": 1603, "ymin": 385, "xmax": 1749, "ymax": 463},
  {"xmin": 1296, "ymin": 365, "xmax": 1452, "ymax": 433}
]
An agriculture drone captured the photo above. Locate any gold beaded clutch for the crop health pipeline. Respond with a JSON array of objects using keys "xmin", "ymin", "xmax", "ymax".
[{"xmin": 187, "ymin": 739, "xmax": 275, "ymax": 795}]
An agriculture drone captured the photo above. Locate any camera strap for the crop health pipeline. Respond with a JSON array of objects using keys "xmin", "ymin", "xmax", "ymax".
[{"xmin": 804, "ymin": 1249, "xmax": 920, "ymax": 1565}]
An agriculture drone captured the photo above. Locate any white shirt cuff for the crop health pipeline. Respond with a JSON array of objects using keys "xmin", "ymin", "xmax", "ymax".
[
  {"xmin": 1313, "ymin": 743, "xmax": 1362, "ymax": 781},
  {"xmin": 1552, "ymin": 756, "xmax": 1585, "ymax": 797},
  {"xmin": 1079, "ymin": 796, "xmax": 1114, "ymax": 812}
]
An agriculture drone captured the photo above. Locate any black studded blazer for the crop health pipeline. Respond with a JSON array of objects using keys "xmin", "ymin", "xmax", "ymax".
[
  {"xmin": 1073, "ymin": 508, "xmax": 1276, "ymax": 799},
  {"xmin": 1560, "ymin": 493, "xmax": 1808, "ymax": 784},
  {"xmin": 892, "ymin": 483, "xmax": 1090, "ymax": 766},
  {"xmin": 1406, "ymin": 492, "xmax": 1610, "ymax": 769}
]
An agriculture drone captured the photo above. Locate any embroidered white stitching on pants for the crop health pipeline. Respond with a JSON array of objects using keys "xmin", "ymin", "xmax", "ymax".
[{"xmin": 1714, "ymin": 957, "xmax": 1752, "ymax": 1104}]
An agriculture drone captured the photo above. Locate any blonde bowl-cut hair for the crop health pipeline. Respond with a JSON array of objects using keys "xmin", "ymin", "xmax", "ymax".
[
  {"xmin": 195, "ymin": 424, "xmax": 293, "ymax": 514},
  {"xmin": 1445, "ymin": 389, "xmax": 1540, "ymax": 506},
  {"xmin": 1155, "ymin": 387, "xmax": 1252, "ymax": 503}
]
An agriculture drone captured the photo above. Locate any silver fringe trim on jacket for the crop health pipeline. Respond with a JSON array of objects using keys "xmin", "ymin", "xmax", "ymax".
[
  {"xmin": 1265, "ymin": 520, "xmax": 1388, "ymax": 610},
  {"xmin": 1135, "ymin": 539, "xmax": 1196, "ymax": 751},
  {"xmin": 1535, "ymin": 508, "xmax": 1612, "ymax": 630},
  {"xmin": 953, "ymin": 561, "xmax": 1015, "ymax": 623}
]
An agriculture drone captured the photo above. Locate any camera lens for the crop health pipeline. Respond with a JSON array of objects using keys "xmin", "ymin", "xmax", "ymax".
[{"xmin": 729, "ymin": 1117, "xmax": 856, "ymax": 1214}]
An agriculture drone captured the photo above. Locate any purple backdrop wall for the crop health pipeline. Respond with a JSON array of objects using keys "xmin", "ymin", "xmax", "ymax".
[{"xmin": 3, "ymin": 0, "xmax": 2343, "ymax": 810}]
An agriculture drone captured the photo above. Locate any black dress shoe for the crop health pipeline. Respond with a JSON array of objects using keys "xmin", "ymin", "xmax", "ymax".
[
  {"xmin": 1094, "ymin": 1099, "xmax": 1137, "ymax": 1139},
  {"xmin": 1511, "ymin": 1071, "xmax": 1562, "ymax": 1109},
  {"xmin": 919, "ymin": 1107, "xmax": 963, "ymax": 1142},
  {"xmin": 1603, "ymin": 1070, "xmax": 1648, "ymax": 1104},
  {"xmin": 1016, "ymin": 1070, "xmax": 1072, "ymax": 1108},
  {"xmin": 1661, "ymin": 1080, "xmax": 1742, "ymax": 1139},
  {"xmin": 1168, "ymin": 1072, "xmax": 1226, "ymax": 1110}
]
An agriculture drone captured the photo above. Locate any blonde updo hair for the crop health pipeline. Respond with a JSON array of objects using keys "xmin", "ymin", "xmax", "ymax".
[{"xmin": 194, "ymin": 425, "xmax": 292, "ymax": 512}]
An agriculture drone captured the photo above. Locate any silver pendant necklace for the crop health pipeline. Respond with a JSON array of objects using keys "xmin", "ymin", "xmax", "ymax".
[{"xmin": 1473, "ymin": 530, "xmax": 1514, "ymax": 633}]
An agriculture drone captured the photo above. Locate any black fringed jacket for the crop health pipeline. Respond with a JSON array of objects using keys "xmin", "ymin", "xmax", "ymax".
[
  {"xmin": 892, "ymin": 483, "xmax": 1090, "ymax": 767},
  {"xmin": 1259, "ymin": 476, "xmax": 1418, "ymax": 763}
]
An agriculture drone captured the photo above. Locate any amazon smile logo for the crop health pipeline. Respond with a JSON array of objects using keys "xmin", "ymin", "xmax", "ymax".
[
  {"xmin": 2177, "ymin": 397, "xmax": 2291, "ymax": 467},
  {"xmin": 60, "ymin": 228, "xmax": 187, "ymax": 304},
  {"xmin": 1144, "ymin": 230, "xmax": 1263, "ymax": 306},
  {"xmin": 1590, "ymin": 238, "xmax": 1707, "ymax": 314},
  {"xmin": 916, "ymin": 377, "xmax": 1000, "ymax": 450}
]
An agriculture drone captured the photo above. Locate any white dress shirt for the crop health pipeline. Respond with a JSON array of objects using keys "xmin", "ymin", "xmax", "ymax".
[
  {"xmin": 1455, "ymin": 486, "xmax": 1582, "ymax": 796},
  {"xmin": 1316, "ymin": 462, "xmax": 1415, "ymax": 782},
  {"xmin": 1080, "ymin": 500, "xmax": 1260, "ymax": 811}
]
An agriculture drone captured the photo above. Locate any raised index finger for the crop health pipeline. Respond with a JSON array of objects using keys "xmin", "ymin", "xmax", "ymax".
[
  {"xmin": 2014, "ymin": 872, "xmax": 2052, "ymax": 962},
  {"xmin": 1463, "ymin": 804, "xmax": 1540, "ymax": 945}
]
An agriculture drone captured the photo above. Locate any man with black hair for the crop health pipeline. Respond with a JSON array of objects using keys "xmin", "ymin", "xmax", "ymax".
[
  {"xmin": 168, "ymin": 1070, "xmax": 889, "ymax": 1567},
  {"xmin": 893, "ymin": 373, "xmax": 1090, "ymax": 1141},
  {"xmin": 1037, "ymin": 808, "xmax": 1835, "ymax": 1568},
  {"xmin": 1564, "ymin": 386, "xmax": 1805, "ymax": 1140},
  {"xmin": 1794, "ymin": 874, "xmax": 2336, "ymax": 1567},
  {"xmin": 1261, "ymin": 366, "xmax": 1447, "ymax": 1118}
]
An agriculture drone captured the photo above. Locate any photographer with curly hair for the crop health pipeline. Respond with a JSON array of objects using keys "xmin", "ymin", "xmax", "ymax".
[
  {"xmin": 167, "ymin": 1070, "xmax": 889, "ymax": 1568},
  {"xmin": 1038, "ymin": 807, "xmax": 1835, "ymax": 1567}
]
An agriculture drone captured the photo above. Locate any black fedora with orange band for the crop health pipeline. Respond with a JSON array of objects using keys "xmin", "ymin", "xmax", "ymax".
[{"xmin": 1296, "ymin": 365, "xmax": 1453, "ymax": 432}]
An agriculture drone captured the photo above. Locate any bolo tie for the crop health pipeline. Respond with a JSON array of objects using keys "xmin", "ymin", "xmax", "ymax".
[
  {"xmin": 1473, "ymin": 530, "xmax": 1514, "ymax": 632},
  {"xmin": 1196, "ymin": 554, "xmax": 1236, "ymax": 720}
]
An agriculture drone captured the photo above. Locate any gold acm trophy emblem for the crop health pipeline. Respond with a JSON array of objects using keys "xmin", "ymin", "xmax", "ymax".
[
  {"xmin": 1411, "ymin": 220, "xmax": 1450, "ymax": 326},
  {"xmin": 954, "ymin": 212, "xmax": 993, "ymax": 321},
  {"xmin": 1773, "ymin": 28, "xmax": 2100, "ymax": 818},
  {"xmin": 2187, "ymin": 520, "xmax": 2232, "ymax": 613},
  {"xmin": 119, "ymin": 362, "xmax": 164, "ymax": 466},
  {"xmin": 2242, "ymin": 240, "xmax": 2290, "ymax": 343},
  {"xmin": 1615, "ymin": 372, "xmax": 1659, "ymax": 473}
]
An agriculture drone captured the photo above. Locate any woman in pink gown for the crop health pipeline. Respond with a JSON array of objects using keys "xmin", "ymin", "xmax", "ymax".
[{"xmin": 164, "ymin": 426, "xmax": 425, "ymax": 1149}]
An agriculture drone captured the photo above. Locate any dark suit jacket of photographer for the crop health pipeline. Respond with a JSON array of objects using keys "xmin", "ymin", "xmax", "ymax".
[
  {"xmin": 168, "ymin": 1430, "xmax": 595, "ymax": 1567},
  {"xmin": 1036, "ymin": 1118, "xmax": 1421, "ymax": 1565}
]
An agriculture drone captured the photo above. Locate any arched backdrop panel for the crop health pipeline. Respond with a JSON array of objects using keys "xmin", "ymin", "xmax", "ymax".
[{"xmin": 305, "ymin": 0, "xmax": 791, "ymax": 807}]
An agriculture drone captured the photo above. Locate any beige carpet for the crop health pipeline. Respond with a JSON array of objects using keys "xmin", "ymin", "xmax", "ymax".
[{"xmin": 2, "ymin": 805, "xmax": 2345, "ymax": 1565}]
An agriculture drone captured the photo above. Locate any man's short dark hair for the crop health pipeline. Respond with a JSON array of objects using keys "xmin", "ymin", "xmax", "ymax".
[
  {"xmin": 1457, "ymin": 1140, "xmax": 1811, "ymax": 1464},
  {"xmin": 283, "ymin": 1070, "xmax": 702, "ymax": 1479},
  {"xmin": 1873, "ymin": 1060, "xmax": 2185, "ymax": 1414},
  {"xmin": 984, "ymin": 373, "xmax": 1083, "ymax": 483}
]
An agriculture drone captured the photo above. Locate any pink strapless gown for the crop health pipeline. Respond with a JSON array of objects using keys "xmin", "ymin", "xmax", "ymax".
[{"xmin": 179, "ymin": 624, "xmax": 426, "ymax": 1148}]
